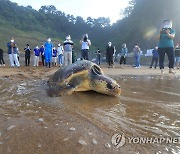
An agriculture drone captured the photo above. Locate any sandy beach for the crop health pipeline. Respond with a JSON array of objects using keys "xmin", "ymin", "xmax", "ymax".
[{"xmin": 0, "ymin": 65, "xmax": 179, "ymax": 154}]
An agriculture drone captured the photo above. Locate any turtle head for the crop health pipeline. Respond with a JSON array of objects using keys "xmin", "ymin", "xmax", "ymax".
[
  {"xmin": 90, "ymin": 65, "xmax": 121, "ymax": 96},
  {"xmin": 92, "ymin": 76, "xmax": 121, "ymax": 96}
]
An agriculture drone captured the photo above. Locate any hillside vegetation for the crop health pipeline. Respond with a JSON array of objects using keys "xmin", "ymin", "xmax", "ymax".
[{"xmin": 0, "ymin": 0, "xmax": 180, "ymax": 55}]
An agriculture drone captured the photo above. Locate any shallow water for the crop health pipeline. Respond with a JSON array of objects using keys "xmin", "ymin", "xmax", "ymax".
[{"xmin": 0, "ymin": 75, "xmax": 180, "ymax": 153}]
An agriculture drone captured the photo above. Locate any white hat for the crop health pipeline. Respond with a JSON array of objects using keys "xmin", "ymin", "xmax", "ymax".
[{"xmin": 66, "ymin": 35, "xmax": 71, "ymax": 40}]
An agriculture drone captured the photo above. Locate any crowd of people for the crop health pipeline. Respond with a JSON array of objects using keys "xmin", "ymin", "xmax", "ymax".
[{"xmin": 0, "ymin": 19, "xmax": 180, "ymax": 74}]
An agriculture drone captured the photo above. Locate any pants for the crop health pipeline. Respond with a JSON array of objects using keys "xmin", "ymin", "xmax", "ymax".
[
  {"xmin": 34, "ymin": 56, "xmax": 39, "ymax": 66},
  {"xmin": 120, "ymin": 56, "xmax": 126, "ymax": 65},
  {"xmin": 25, "ymin": 55, "xmax": 30, "ymax": 66},
  {"xmin": 9, "ymin": 54, "xmax": 20, "ymax": 67},
  {"xmin": 0, "ymin": 54, "xmax": 5, "ymax": 65},
  {"xmin": 150, "ymin": 57, "xmax": 158, "ymax": 68},
  {"xmin": 41, "ymin": 55, "xmax": 45, "ymax": 66},
  {"xmin": 107, "ymin": 55, "xmax": 113, "ymax": 67},
  {"xmin": 58, "ymin": 54, "xmax": 63, "ymax": 65},
  {"xmin": 52, "ymin": 57, "xmax": 57, "ymax": 63},
  {"xmin": 81, "ymin": 49, "xmax": 89, "ymax": 60},
  {"xmin": 158, "ymin": 47, "xmax": 174, "ymax": 69},
  {"xmin": 64, "ymin": 52, "xmax": 72, "ymax": 66},
  {"xmin": 134, "ymin": 54, "xmax": 140, "ymax": 67}
]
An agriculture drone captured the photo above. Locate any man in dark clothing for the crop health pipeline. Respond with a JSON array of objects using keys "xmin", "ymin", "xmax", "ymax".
[
  {"xmin": 150, "ymin": 46, "xmax": 159, "ymax": 69},
  {"xmin": 0, "ymin": 48, "xmax": 5, "ymax": 66},
  {"xmin": 106, "ymin": 42, "xmax": 115, "ymax": 68},
  {"xmin": 24, "ymin": 44, "xmax": 31, "ymax": 66},
  {"xmin": 39, "ymin": 45, "xmax": 45, "ymax": 66}
]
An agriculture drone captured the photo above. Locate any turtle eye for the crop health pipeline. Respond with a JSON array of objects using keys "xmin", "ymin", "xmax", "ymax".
[{"xmin": 107, "ymin": 83, "xmax": 114, "ymax": 89}]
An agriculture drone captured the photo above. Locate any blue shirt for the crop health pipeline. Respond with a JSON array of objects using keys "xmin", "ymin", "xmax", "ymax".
[
  {"xmin": 158, "ymin": 29, "xmax": 175, "ymax": 48},
  {"xmin": 34, "ymin": 48, "xmax": 40, "ymax": 56},
  {"xmin": 152, "ymin": 49, "xmax": 159, "ymax": 58},
  {"xmin": 52, "ymin": 49, "xmax": 57, "ymax": 57},
  {"xmin": 121, "ymin": 47, "xmax": 128, "ymax": 57},
  {"xmin": 39, "ymin": 47, "xmax": 45, "ymax": 55}
]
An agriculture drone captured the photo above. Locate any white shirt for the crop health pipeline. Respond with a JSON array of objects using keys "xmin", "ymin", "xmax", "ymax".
[
  {"xmin": 57, "ymin": 46, "xmax": 64, "ymax": 55},
  {"xmin": 81, "ymin": 39, "xmax": 91, "ymax": 50}
]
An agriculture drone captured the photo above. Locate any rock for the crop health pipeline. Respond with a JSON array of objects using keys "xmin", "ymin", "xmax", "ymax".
[
  {"xmin": 7, "ymin": 125, "xmax": 16, "ymax": 131},
  {"xmin": 38, "ymin": 144, "xmax": 41, "ymax": 148},
  {"xmin": 88, "ymin": 132, "xmax": 93, "ymax": 136},
  {"xmin": 63, "ymin": 138, "xmax": 69, "ymax": 141},
  {"xmin": 0, "ymin": 142, "xmax": 3, "ymax": 145},
  {"xmin": 69, "ymin": 127, "xmax": 76, "ymax": 131},
  {"xmin": 55, "ymin": 124, "xmax": 59, "ymax": 126},
  {"xmin": 78, "ymin": 140, "xmax": 87, "ymax": 145},
  {"xmin": 105, "ymin": 143, "xmax": 111, "ymax": 148},
  {"xmin": 92, "ymin": 139, "xmax": 98, "ymax": 145},
  {"xmin": 38, "ymin": 118, "xmax": 44, "ymax": 122},
  {"xmin": 0, "ymin": 131, "xmax": 1, "ymax": 137}
]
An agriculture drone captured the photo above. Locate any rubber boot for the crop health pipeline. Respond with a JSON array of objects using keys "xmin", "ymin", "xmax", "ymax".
[{"xmin": 49, "ymin": 62, "xmax": 51, "ymax": 68}]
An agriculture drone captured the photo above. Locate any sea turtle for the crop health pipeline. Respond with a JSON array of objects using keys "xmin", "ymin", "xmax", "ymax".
[{"xmin": 48, "ymin": 60, "xmax": 121, "ymax": 96}]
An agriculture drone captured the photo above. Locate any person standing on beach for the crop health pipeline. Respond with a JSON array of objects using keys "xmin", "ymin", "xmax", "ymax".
[
  {"xmin": 39, "ymin": 45, "xmax": 45, "ymax": 66},
  {"xmin": 149, "ymin": 46, "xmax": 159, "ymax": 69},
  {"xmin": 106, "ymin": 42, "xmax": 115, "ymax": 68},
  {"xmin": 133, "ymin": 43, "xmax": 141, "ymax": 68},
  {"xmin": 174, "ymin": 43, "xmax": 180, "ymax": 69},
  {"xmin": 7, "ymin": 38, "xmax": 20, "ymax": 67},
  {"xmin": 95, "ymin": 48, "xmax": 101, "ymax": 65},
  {"xmin": 57, "ymin": 43, "xmax": 64, "ymax": 67},
  {"xmin": 80, "ymin": 34, "xmax": 91, "ymax": 60},
  {"xmin": 0, "ymin": 48, "xmax": 5, "ymax": 67},
  {"xmin": 120, "ymin": 43, "xmax": 128, "ymax": 67},
  {"xmin": 64, "ymin": 35, "xmax": 73, "ymax": 66},
  {"xmin": 24, "ymin": 44, "xmax": 31, "ymax": 66},
  {"xmin": 44, "ymin": 37, "xmax": 53, "ymax": 68},
  {"xmin": 52, "ymin": 47, "xmax": 58, "ymax": 66},
  {"xmin": 33, "ymin": 46, "xmax": 40, "ymax": 67},
  {"xmin": 158, "ymin": 19, "xmax": 175, "ymax": 74}
]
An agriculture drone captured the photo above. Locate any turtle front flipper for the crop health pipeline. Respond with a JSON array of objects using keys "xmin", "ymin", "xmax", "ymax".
[
  {"xmin": 59, "ymin": 84, "xmax": 76, "ymax": 96},
  {"xmin": 48, "ymin": 84, "xmax": 76, "ymax": 97}
]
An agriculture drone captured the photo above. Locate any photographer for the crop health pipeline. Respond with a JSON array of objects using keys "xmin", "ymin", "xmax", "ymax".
[
  {"xmin": 80, "ymin": 34, "xmax": 91, "ymax": 60},
  {"xmin": 7, "ymin": 38, "xmax": 20, "ymax": 67},
  {"xmin": 158, "ymin": 19, "xmax": 175, "ymax": 74}
]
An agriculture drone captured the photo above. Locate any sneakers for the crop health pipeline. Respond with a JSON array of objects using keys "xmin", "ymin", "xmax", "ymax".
[
  {"xmin": 169, "ymin": 68, "xmax": 176, "ymax": 74},
  {"xmin": 135, "ymin": 66, "xmax": 140, "ymax": 69},
  {"xmin": 161, "ymin": 69, "xmax": 164, "ymax": 74}
]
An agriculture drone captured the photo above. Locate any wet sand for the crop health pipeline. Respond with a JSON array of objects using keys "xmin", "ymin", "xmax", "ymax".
[{"xmin": 0, "ymin": 65, "xmax": 180, "ymax": 154}]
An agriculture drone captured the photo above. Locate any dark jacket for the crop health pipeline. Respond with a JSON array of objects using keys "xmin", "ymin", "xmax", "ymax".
[
  {"xmin": 0, "ymin": 49, "xmax": 3, "ymax": 56},
  {"xmin": 7, "ymin": 42, "xmax": 18, "ymax": 54},
  {"xmin": 24, "ymin": 47, "xmax": 31, "ymax": 57},
  {"xmin": 106, "ymin": 46, "xmax": 115, "ymax": 56}
]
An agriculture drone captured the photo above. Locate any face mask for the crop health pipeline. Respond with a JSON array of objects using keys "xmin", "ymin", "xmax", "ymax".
[
  {"xmin": 135, "ymin": 45, "xmax": 138, "ymax": 48},
  {"xmin": 11, "ymin": 40, "xmax": 14, "ymax": 43},
  {"xmin": 47, "ymin": 39, "xmax": 51, "ymax": 42},
  {"xmin": 36, "ymin": 46, "xmax": 38, "ymax": 49},
  {"xmin": 58, "ymin": 44, "xmax": 60, "ymax": 47}
]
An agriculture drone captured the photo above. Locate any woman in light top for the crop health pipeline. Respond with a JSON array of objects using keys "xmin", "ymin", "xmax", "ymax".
[{"xmin": 80, "ymin": 34, "xmax": 91, "ymax": 60}]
